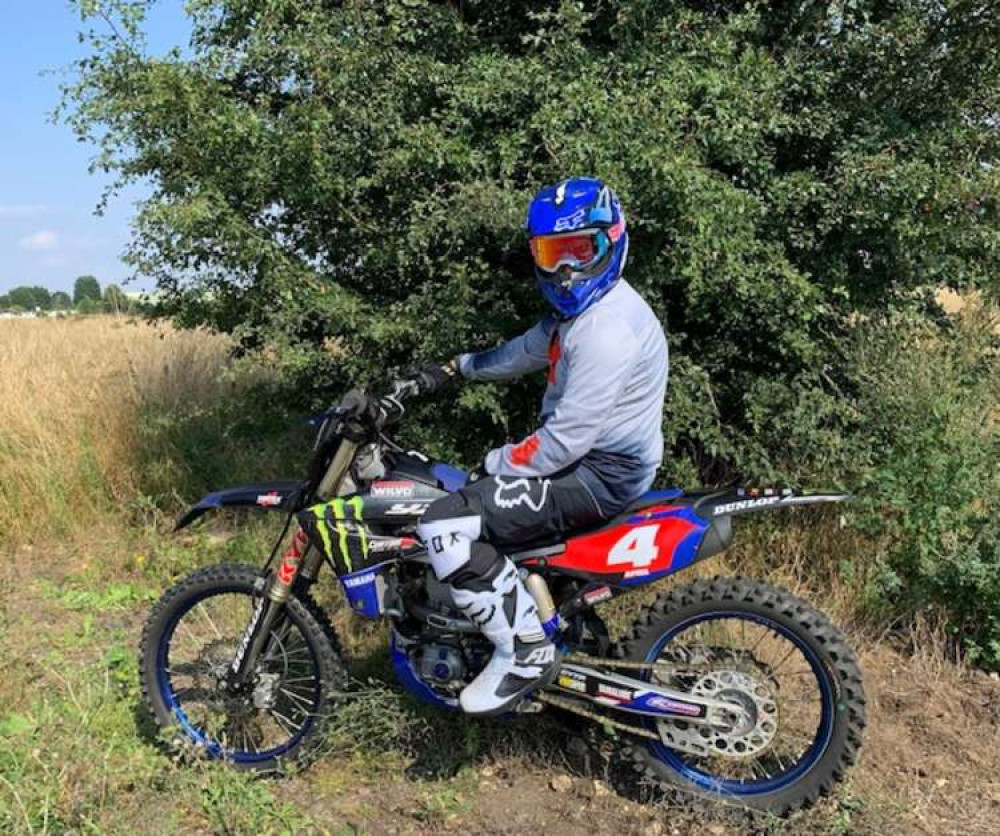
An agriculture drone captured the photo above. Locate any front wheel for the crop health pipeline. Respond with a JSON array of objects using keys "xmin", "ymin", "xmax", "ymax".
[
  {"xmin": 139, "ymin": 563, "xmax": 347, "ymax": 771},
  {"xmin": 617, "ymin": 576, "xmax": 866, "ymax": 814}
]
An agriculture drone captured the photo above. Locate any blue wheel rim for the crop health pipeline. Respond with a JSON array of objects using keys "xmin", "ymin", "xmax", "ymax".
[
  {"xmin": 155, "ymin": 584, "xmax": 322, "ymax": 764},
  {"xmin": 644, "ymin": 610, "xmax": 834, "ymax": 796}
]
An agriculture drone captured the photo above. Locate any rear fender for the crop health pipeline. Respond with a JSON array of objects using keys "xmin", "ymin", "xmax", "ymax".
[
  {"xmin": 689, "ymin": 490, "xmax": 849, "ymax": 562},
  {"xmin": 699, "ymin": 490, "xmax": 850, "ymax": 519},
  {"xmin": 175, "ymin": 480, "xmax": 305, "ymax": 531}
]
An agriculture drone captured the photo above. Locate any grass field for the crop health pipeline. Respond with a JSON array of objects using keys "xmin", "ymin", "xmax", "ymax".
[{"xmin": 1, "ymin": 316, "xmax": 999, "ymax": 834}]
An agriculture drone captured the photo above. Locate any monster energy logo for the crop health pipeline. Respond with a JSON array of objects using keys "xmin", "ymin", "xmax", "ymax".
[{"xmin": 311, "ymin": 496, "xmax": 368, "ymax": 572}]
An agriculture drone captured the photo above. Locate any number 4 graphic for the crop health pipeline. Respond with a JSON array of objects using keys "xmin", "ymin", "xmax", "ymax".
[{"xmin": 607, "ymin": 525, "xmax": 660, "ymax": 568}]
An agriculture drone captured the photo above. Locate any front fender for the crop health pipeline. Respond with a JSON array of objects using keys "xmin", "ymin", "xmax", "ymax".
[{"xmin": 175, "ymin": 480, "xmax": 306, "ymax": 531}]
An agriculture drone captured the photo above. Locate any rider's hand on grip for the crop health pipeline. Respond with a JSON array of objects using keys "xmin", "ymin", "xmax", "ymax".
[{"xmin": 415, "ymin": 358, "xmax": 459, "ymax": 393}]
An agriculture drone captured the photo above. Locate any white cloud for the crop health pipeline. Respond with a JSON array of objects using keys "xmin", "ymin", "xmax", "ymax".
[
  {"xmin": 0, "ymin": 204, "xmax": 48, "ymax": 218},
  {"xmin": 19, "ymin": 230, "xmax": 59, "ymax": 251}
]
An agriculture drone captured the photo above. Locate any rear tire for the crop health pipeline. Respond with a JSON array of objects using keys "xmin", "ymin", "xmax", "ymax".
[
  {"xmin": 616, "ymin": 576, "xmax": 866, "ymax": 814},
  {"xmin": 139, "ymin": 563, "xmax": 347, "ymax": 772}
]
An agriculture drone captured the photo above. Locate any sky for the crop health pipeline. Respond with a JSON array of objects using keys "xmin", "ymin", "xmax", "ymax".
[{"xmin": 0, "ymin": 1, "xmax": 191, "ymax": 295}]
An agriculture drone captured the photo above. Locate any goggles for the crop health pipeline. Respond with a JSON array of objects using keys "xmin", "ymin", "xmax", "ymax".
[{"xmin": 529, "ymin": 218, "xmax": 625, "ymax": 274}]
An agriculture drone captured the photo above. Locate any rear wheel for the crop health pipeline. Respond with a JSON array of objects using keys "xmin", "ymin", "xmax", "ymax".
[
  {"xmin": 139, "ymin": 564, "xmax": 347, "ymax": 772},
  {"xmin": 616, "ymin": 576, "xmax": 865, "ymax": 814}
]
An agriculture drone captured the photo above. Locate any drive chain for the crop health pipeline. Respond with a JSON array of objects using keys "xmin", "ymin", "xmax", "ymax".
[
  {"xmin": 535, "ymin": 691, "xmax": 660, "ymax": 740},
  {"xmin": 562, "ymin": 652, "xmax": 711, "ymax": 678}
]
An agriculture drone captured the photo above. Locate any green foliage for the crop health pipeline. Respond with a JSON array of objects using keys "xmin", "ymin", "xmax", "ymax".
[
  {"xmin": 75, "ymin": 297, "xmax": 102, "ymax": 314},
  {"xmin": 73, "ymin": 274, "xmax": 102, "ymax": 304},
  {"xmin": 848, "ymin": 311, "xmax": 1000, "ymax": 666},
  {"xmin": 4, "ymin": 285, "xmax": 52, "ymax": 311},
  {"xmin": 61, "ymin": 2, "xmax": 1000, "ymax": 662},
  {"xmin": 51, "ymin": 290, "xmax": 73, "ymax": 309},
  {"xmin": 103, "ymin": 282, "xmax": 129, "ymax": 313},
  {"xmin": 61, "ymin": 0, "xmax": 1000, "ymax": 465}
]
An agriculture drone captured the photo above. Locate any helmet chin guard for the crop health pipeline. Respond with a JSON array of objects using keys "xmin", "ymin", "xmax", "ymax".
[{"xmin": 526, "ymin": 177, "xmax": 628, "ymax": 318}]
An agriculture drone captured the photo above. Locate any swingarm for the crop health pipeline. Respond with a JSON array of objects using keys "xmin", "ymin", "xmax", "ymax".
[{"xmin": 550, "ymin": 660, "xmax": 751, "ymax": 729}]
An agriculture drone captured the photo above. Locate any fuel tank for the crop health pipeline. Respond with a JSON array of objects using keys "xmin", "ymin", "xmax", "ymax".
[{"xmin": 357, "ymin": 453, "xmax": 467, "ymax": 529}]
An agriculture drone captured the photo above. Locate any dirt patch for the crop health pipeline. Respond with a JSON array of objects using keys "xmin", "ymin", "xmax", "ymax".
[{"xmin": 848, "ymin": 645, "xmax": 1000, "ymax": 835}]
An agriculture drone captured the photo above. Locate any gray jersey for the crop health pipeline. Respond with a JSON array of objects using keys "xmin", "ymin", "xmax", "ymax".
[{"xmin": 458, "ymin": 280, "xmax": 669, "ymax": 513}]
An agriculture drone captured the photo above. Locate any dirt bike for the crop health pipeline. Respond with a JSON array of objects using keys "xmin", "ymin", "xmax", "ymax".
[{"xmin": 139, "ymin": 379, "xmax": 866, "ymax": 814}]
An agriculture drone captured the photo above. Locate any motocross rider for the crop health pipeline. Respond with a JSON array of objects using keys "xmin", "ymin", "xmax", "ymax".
[{"xmin": 416, "ymin": 177, "xmax": 669, "ymax": 716}]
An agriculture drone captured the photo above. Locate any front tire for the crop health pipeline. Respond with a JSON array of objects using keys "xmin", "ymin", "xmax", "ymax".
[
  {"xmin": 616, "ymin": 576, "xmax": 866, "ymax": 814},
  {"xmin": 139, "ymin": 563, "xmax": 347, "ymax": 772}
]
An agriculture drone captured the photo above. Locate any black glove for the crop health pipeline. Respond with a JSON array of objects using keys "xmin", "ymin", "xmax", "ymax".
[{"xmin": 416, "ymin": 358, "xmax": 460, "ymax": 393}]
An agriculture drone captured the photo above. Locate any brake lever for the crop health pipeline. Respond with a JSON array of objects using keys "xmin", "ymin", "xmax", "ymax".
[
  {"xmin": 379, "ymin": 378, "xmax": 420, "ymax": 426},
  {"xmin": 394, "ymin": 378, "xmax": 422, "ymax": 400}
]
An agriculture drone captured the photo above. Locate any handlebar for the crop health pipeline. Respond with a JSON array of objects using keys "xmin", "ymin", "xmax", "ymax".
[{"xmin": 310, "ymin": 374, "xmax": 429, "ymax": 452}]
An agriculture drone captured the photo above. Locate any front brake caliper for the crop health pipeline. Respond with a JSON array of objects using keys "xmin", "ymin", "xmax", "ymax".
[{"xmin": 252, "ymin": 672, "xmax": 281, "ymax": 710}]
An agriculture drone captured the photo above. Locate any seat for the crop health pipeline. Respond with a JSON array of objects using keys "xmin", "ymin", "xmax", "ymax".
[
  {"xmin": 622, "ymin": 488, "xmax": 684, "ymax": 513},
  {"xmin": 508, "ymin": 488, "xmax": 694, "ymax": 559}
]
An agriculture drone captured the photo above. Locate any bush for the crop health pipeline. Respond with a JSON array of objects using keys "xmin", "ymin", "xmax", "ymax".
[
  {"xmin": 63, "ymin": 0, "xmax": 1000, "ymax": 473},
  {"xmin": 848, "ymin": 308, "xmax": 1000, "ymax": 666},
  {"xmin": 60, "ymin": 1, "xmax": 1000, "ymax": 664}
]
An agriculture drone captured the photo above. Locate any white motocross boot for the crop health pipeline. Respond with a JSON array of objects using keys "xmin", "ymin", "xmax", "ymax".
[{"xmin": 449, "ymin": 558, "xmax": 561, "ymax": 716}]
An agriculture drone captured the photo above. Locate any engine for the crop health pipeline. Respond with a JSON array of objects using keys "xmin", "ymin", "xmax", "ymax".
[
  {"xmin": 424, "ymin": 571, "xmax": 457, "ymax": 612},
  {"xmin": 415, "ymin": 641, "xmax": 465, "ymax": 687}
]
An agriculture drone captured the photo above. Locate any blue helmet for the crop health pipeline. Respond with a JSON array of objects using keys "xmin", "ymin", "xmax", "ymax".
[{"xmin": 525, "ymin": 177, "xmax": 629, "ymax": 318}]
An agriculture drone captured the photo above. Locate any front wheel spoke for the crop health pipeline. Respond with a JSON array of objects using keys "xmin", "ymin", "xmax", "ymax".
[
  {"xmin": 262, "ymin": 646, "xmax": 310, "ymax": 664},
  {"xmin": 241, "ymin": 724, "xmax": 255, "ymax": 755},
  {"xmin": 269, "ymin": 707, "xmax": 300, "ymax": 738},
  {"xmin": 747, "ymin": 625, "xmax": 771, "ymax": 657},
  {"xmin": 174, "ymin": 621, "xmax": 204, "ymax": 652},
  {"xmin": 195, "ymin": 602, "xmax": 224, "ymax": 640},
  {"xmin": 279, "ymin": 687, "xmax": 315, "ymax": 712},
  {"xmin": 168, "ymin": 660, "xmax": 211, "ymax": 678},
  {"xmin": 281, "ymin": 675, "xmax": 318, "ymax": 685},
  {"xmin": 171, "ymin": 685, "xmax": 213, "ymax": 704}
]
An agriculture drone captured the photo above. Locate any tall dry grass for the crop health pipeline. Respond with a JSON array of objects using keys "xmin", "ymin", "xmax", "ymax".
[{"xmin": 0, "ymin": 316, "xmax": 234, "ymax": 547}]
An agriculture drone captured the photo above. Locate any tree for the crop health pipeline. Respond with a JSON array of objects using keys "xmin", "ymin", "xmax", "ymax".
[
  {"xmin": 7, "ymin": 285, "xmax": 51, "ymax": 311},
  {"xmin": 73, "ymin": 275, "xmax": 101, "ymax": 305},
  {"xmin": 51, "ymin": 291, "xmax": 73, "ymax": 310},
  {"xmin": 76, "ymin": 297, "xmax": 101, "ymax": 315},
  {"xmin": 63, "ymin": 0, "xmax": 1000, "ymax": 469},
  {"xmin": 103, "ymin": 283, "xmax": 127, "ymax": 314},
  {"xmin": 0, "ymin": 294, "xmax": 9, "ymax": 310}
]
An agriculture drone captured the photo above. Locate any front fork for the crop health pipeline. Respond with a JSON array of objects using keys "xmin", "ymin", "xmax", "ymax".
[{"xmin": 226, "ymin": 525, "xmax": 322, "ymax": 687}]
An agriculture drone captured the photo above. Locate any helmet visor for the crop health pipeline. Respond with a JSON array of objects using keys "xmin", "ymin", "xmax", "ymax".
[{"xmin": 530, "ymin": 229, "xmax": 605, "ymax": 273}]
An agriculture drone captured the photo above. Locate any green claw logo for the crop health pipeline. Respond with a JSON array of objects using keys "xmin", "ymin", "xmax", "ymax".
[{"xmin": 311, "ymin": 497, "xmax": 368, "ymax": 571}]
